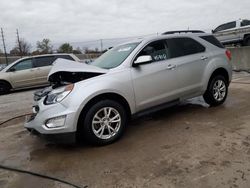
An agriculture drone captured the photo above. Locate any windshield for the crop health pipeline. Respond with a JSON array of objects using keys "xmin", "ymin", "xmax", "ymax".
[
  {"xmin": 1, "ymin": 59, "xmax": 21, "ymax": 72},
  {"xmin": 91, "ymin": 42, "xmax": 139, "ymax": 69}
]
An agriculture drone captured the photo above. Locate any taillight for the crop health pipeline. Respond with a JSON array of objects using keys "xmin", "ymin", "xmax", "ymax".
[{"xmin": 225, "ymin": 50, "xmax": 232, "ymax": 61}]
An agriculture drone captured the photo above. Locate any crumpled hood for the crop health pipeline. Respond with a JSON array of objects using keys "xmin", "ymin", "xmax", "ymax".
[
  {"xmin": 48, "ymin": 58, "xmax": 108, "ymax": 86},
  {"xmin": 49, "ymin": 58, "xmax": 108, "ymax": 78}
]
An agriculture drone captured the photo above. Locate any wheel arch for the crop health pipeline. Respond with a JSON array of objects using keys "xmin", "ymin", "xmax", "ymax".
[
  {"xmin": 0, "ymin": 79, "xmax": 12, "ymax": 89},
  {"xmin": 76, "ymin": 92, "xmax": 132, "ymax": 133},
  {"xmin": 243, "ymin": 34, "xmax": 250, "ymax": 39},
  {"xmin": 208, "ymin": 68, "xmax": 230, "ymax": 88},
  {"xmin": 243, "ymin": 34, "xmax": 250, "ymax": 45}
]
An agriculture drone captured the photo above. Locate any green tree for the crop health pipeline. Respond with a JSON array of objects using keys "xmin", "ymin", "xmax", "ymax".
[
  {"xmin": 57, "ymin": 43, "xmax": 73, "ymax": 53},
  {"xmin": 37, "ymin": 38, "xmax": 53, "ymax": 54}
]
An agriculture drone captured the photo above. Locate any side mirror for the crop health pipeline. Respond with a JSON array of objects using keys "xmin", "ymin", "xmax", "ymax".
[
  {"xmin": 134, "ymin": 55, "xmax": 152, "ymax": 65},
  {"xmin": 212, "ymin": 30, "xmax": 215, "ymax": 33}
]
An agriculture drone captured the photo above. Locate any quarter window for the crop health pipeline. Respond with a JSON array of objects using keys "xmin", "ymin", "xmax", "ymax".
[
  {"xmin": 200, "ymin": 35, "xmax": 224, "ymax": 48},
  {"xmin": 137, "ymin": 40, "xmax": 169, "ymax": 62},
  {"xmin": 166, "ymin": 37, "xmax": 205, "ymax": 58}
]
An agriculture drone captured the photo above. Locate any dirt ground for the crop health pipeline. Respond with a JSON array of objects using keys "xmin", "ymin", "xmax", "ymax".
[{"xmin": 1, "ymin": 73, "xmax": 250, "ymax": 188}]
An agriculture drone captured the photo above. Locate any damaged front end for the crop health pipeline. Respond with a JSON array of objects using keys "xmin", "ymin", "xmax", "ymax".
[
  {"xmin": 48, "ymin": 71, "xmax": 104, "ymax": 88},
  {"xmin": 34, "ymin": 59, "xmax": 108, "ymax": 101}
]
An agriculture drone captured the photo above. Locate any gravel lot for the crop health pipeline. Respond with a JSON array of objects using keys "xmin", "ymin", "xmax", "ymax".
[{"xmin": 0, "ymin": 73, "xmax": 250, "ymax": 188}]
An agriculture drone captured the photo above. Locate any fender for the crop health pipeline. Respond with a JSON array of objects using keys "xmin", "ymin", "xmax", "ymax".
[{"xmin": 202, "ymin": 55, "xmax": 232, "ymax": 92}]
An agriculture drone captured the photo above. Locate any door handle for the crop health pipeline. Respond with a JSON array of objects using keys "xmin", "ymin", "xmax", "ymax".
[
  {"xmin": 201, "ymin": 56, "xmax": 208, "ymax": 60},
  {"xmin": 166, "ymin": 64, "xmax": 176, "ymax": 70}
]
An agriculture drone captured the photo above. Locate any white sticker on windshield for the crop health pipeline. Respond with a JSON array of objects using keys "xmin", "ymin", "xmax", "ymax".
[{"xmin": 118, "ymin": 47, "xmax": 132, "ymax": 52}]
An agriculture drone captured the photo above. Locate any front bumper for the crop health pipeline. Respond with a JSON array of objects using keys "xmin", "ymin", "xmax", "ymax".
[
  {"xmin": 24, "ymin": 97, "xmax": 79, "ymax": 143},
  {"xmin": 27, "ymin": 128, "xmax": 76, "ymax": 143}
]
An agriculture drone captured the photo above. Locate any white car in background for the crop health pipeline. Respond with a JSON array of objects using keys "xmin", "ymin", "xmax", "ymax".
[
  {"xmin": 0, "ymin": 54, "xmax": 80, "ymax": 94},
  {"xmin": 213, "ymin": 19, "xmax": 250, "ymax": 46}
]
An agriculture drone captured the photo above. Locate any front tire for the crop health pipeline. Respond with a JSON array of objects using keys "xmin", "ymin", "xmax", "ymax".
[
  {"xmin": 79, "ymin": 100, "xmax": 127, "ymax": 145},
  {"xmin": 0, "ymin": 81, "xmax": 10, "ymax": 95},
  {"xmin": 203, "ymin": 75, "xmax": 228, "ymax": 106}
]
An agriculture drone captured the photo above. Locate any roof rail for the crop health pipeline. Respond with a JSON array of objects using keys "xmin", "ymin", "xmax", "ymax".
[{"xmin": 162, "ymin": 30, "xmax": 205, "ymax": 35}]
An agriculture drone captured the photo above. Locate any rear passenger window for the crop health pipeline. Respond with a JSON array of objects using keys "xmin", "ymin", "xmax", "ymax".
[
  {"xmin": 166, "ymin": 38, "xmax": 205, "ymax": 58},
  {"xmin": 34, "ymin": 56, "xmax": 55, "ymax": 67},
  {"xmin": 137, "ymin": 40, "xmax": 169, "ymax": 62},
  {"xmin": 200, "ymin": 35, "xmax": 224, "ymax": 48},
  {"xmin": 56, "ymin": 55, "xmax": 74, "ymax": 61}
]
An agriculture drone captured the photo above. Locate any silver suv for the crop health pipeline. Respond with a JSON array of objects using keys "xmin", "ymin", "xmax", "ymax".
[{"xmin": 25, "ymin": 31, "xmax": 232, "ymax": 145}]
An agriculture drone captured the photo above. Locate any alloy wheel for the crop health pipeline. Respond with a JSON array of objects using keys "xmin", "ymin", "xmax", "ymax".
[
  {"xmin": 91, "ymin": 107, "xmax": 121, "ymax": 140},
  {"xmin": 213, "ymin": 80, "xmax": 226, "ymax": 101}
]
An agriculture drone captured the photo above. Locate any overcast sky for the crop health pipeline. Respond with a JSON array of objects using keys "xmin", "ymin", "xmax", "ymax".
[{"xmin": 0, "ymin": 0, "xmax": 250, "ymax": 51}]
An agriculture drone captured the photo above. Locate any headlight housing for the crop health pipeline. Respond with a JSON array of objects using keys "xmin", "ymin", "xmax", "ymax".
[{"xmin": 44, "ymin": 84, "xmax": 74, "ymax": 105}]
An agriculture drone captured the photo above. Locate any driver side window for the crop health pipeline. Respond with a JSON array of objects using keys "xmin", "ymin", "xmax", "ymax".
[
  {"xmin": 11, "ymin": 59, "xmax": 33, "ymax": 71},
  {"xmin": 137, "ymin": 40, "xmax": 169, "ymax": 63}
]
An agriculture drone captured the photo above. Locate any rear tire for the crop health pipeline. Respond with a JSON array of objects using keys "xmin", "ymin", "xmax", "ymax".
[
  {"xmin": 203, "ymin": 75, "xmax": 228, "ymax": 107},
  {"xmin": 0, "ymin": 81, "xmax": 10, "ymax": 95},
  {"xmin": 78, "ymin": 100, "xmax": 127, "ymax": 146}
]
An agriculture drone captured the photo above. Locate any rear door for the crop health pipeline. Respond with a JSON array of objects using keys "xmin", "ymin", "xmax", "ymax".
[
  {"xmin": 8, "ymin": 58, "xmax": 36, "ymax": 88},
  {"xmin": 33, "ymin": 56, "xmax": 55, "ymax": 85},
  {"xmin": 166, "ymin": 37, "xmax": 208, "ymax": 97}
]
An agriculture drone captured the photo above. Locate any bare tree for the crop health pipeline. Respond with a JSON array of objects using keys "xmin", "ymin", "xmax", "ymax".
[
  {"xmin": 37, "ymin": 38, "xmax": 53, "ymax": 54},
  {"xmin": 73, "ymin": 47, "xmax": 82, "ymax": 54},
  {"xmin": 11, "ymin": 38, "xmax": 31, "ymax": 56},
  {"xmin": 84, "ymin": 47, "xmax": 89, "ymax": 54}
]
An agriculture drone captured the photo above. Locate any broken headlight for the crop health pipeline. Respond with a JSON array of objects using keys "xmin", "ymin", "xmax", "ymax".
[{"xmin": 44, "ymin": 84, "xmax": 74, "ymax": 105}]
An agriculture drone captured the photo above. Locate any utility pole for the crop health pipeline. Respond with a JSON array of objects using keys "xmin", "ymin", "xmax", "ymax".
[
  {"xmin": 16, "ymin": 29, "xmax": 22, "ymax": 57},
  {"xmin": 100, "ymin": 39, "xmax": 103, "ymax": 52},
  {"xmin": 1, "ymin": 28, "xmax": 8, "ymax": 65}
]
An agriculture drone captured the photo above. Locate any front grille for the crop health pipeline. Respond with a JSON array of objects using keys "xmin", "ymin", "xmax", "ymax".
[{"xmin": 26, "ymin": 113, "xmax": 37, "ymax": 122}]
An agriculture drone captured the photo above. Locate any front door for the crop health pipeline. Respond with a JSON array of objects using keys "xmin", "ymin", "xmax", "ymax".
[
  {"xmin": 8, "ymin": 58, "xmax": 37, "ymax": 88},
  {"xmin": 131, "ymin": 40, "xmax": 179, "ymax": 112}
]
